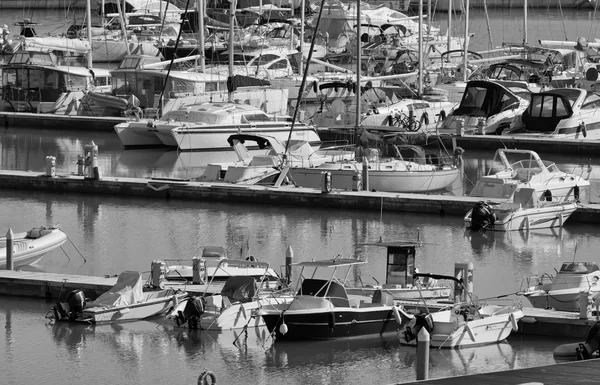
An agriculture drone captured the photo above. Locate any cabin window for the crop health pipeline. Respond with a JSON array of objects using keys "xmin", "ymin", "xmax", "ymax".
[
  {"xmin": 268, "ymin": 59, "xmax": 289, "ymax": 70},
  {"xmin": 65, "ymin": 74, "xmax": 88, "ymax": 91},
  {"xmin": 2, "ymin": 69, "xmax": 17, "ymax": 87},
  {"xmin": 169, "ymin": 79, "xmax": 194, "ymax": 96},
  {"xmin": 462, "ymin": 86, "xmax": 487, "ymax": 108},
  {"xmin": 581, "ymin": 94, "xmax": 600, "ymax": 110},
  {"xmin": 242, "ymin": 113, "xmax": 270, "ymax": 122},
  {"xmin": 255, "ymin": 54, "xmax": 281, "ymax": 67},
  {"xmin": 205, "ymin": 81, "xmax": 222, "ymax": 92}
]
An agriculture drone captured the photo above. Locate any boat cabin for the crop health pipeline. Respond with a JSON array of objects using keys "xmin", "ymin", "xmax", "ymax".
[
  {"xmin": 550, "ymin": 262, "xmax": 600, "ymax": 291},
  {"xmin": 110, "ymin": 54, "xmax": 227, "ymax": 109},
  {"xmin": 1, "ymin": 50, "xmax": 110, "ymax": 112}
]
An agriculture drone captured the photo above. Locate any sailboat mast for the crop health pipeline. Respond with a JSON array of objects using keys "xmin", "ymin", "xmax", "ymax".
[
  {"xmin": 463, "ymin": 0, "xmax": 469, "ymax": 82},
  {"xmin": 228, "ymin": 0, "xmax": 236, "ymax": 102},
  {"xmin": 198, "ymin": 0, "xmax": 205, "ymax": 72},
  {"xmin": 418, "ymin": 0, "xmax": 423, "ymax": 97},
  {"xmin": 447, "ymin": 0, "xmax": 451, "ymax": 57},
  {"xmin": 523, "ymin": 0, "xmax": 528, "ymax": 44},
  {"xmin": 355, "ymin": 0, "xmax": 361, "ymax": 129},
  {"xmin": 299, "ymin": 0, "xmax": 305, "ymax": 76},
  {"xmin": 86, "ymin": 0, "xmax": 93, "ymax": 68},
  {"xmin": 115, "ymin": 0, "xmax": 131, "ymax": 55}
]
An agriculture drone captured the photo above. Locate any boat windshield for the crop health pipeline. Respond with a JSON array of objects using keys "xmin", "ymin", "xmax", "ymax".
[{"xmin": 559, "ymin": 262, "xmax": 600, "ymax": 274}]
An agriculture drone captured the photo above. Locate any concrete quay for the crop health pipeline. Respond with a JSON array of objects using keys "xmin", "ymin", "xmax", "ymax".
[{"xmin": 1, "ymin": 169, "xmax": 600, "ymax": 223}]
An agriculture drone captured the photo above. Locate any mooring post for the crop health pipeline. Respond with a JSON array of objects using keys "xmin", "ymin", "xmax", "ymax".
[
  {"xmin": 416, "ymin": 327, "xmax": 430, "ymax": 380},
  {"xmin": 580, "ymin": 291, "xmax": 589, "ymax": 319},
  {"xmin": 6, "ymin": 228, "xmax": 14, "ymax": 270},
  {"xmin": 285, "ymin": 246, "xmax": 293, "ymax": 285}
]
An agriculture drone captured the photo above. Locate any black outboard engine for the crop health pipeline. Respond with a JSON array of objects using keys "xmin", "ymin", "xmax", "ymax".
[
  {"xmin": 470, "ymin": 201, "xmax": 496, "ymax": 231},
  {"xmin": 53, "ymin": 290, "xmax": 86, "ymax": 322},
  {"xmin": 175, "ymin": 296, "xmax": 205, "ymax": 329}
]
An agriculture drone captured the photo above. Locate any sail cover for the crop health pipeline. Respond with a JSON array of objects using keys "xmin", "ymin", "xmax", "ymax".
[{"xmin": 89, "ymin": 271, "xmax": 144, "ymax": 308}]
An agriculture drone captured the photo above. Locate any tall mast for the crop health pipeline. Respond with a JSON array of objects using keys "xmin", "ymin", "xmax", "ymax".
[
  {"xmin": 86, "ymin": 0, "xmax": 93, "ymax": 68},
  {"xmin": 462, "ymin": 0, "xmax": 469, "ymax": 82},
  {"xmin": 198, "ymin": 0, "xmax": 205, "ymax": 72},
  {"xmin": 418, "ymin": 0, "xmax": 423, "ymax": 97},
  {"xmin": 447, "ymin": 0, "xmax": 451, "ymax": 54},
  {"xmin": 523, "ymin": 0, "xmax": 528, "ymax": 45},
  {"xmin": 228, "ymin": 0, "xmax": 236, "ymax": 102},
  {"xmin": 355, "ymin": 0, "xmax": 361, "ymax": 130},
  {"xmin": 299, "ymin": 0, "xmax": 305, "ymax": 76}
]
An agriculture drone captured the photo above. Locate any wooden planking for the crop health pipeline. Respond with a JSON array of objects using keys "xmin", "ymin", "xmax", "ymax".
[
  {"xmin": 399, "ymin": 360, "xmax": 599, "ymax": 385},
  {"xmin": 0, "ymin": 270, "xmax": 225, "ymax": 300}
]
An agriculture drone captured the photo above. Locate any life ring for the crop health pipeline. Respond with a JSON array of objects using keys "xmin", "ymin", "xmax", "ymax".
[{"xmin": 198, "ymin": 370, "xmax": 217, "ymax": 385}]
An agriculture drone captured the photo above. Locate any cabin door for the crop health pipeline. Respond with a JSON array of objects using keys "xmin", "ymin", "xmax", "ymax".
[{"xmin": 386, "ymin": 246, "xmax": 415, "ymax": 288}]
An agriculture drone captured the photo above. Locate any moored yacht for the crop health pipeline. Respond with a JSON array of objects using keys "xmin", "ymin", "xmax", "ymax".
[{"xmin": 152, "ymin": 102, "xmax": 321, "ymax": 151}]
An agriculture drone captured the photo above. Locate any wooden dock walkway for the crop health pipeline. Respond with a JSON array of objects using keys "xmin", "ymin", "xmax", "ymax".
[
  {"xmin": 1, "ymin": 170, "xmax": 600, "ymax": 224},
  {"xmin": 400, "ymin": 359, "xmax": 598, "ymax": 385},
  {"xmin": 0, "ymin": 270, "xmax": 223, "ymax": 301}
]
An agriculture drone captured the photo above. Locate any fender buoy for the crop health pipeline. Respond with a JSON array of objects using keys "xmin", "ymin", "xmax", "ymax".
[
  {"xmin": 328, "ymin": 311, "xmax": 336, "ymax": 330},
  {"xmin": 439, "ymin": 110, "xmax": 447, "ymax": 121},
  {"xmin": 312, "ymin": 81, "xmax": 318, "ymax": 93},
  {"xmin": 420, "ymin": 112, "xmax": 430, "ymax": 126},
  {"xmin": 393, "ymin": 306, "xmax": 404, "ymax": 326},
  {"xmin": 198, "ymin": 370, "xmax": 217, "ymax": 385},
  {"xmin": 388, "ymin": 115, "xmax": 394, "ymax": 126},
  {"xmin": 346, "ymin": 80, "xmax": 353, "ymax": 92},
  {"xmin": 578, "ymin": 122, "xmax": 587, "ymax": 138}
]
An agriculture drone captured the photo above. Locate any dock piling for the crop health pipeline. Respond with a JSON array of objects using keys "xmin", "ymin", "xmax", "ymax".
[
  {"xmin": 285, "ymin": 246, "xmax": 293, "ymax": 285},
  {"xmin": 416, "ymin": 327, "xmax": 430, "ymax": 380},
  {"xmin": 6, "ymin": 228, "xmax": 13, "ymax": 270}
]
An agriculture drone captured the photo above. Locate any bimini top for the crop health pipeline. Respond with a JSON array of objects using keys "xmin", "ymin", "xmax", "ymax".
[{"xmin": 293, "ymin": 259, "xmax": 368, "ymax": 268}]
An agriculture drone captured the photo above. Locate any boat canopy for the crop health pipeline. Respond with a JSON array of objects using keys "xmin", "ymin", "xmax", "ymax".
[
  {"xmin": 88, "ymin": 271, "xmax": 143, "ymax": 308},
  {"xmin": 559, "ymin": 262, "xmax": 600, "ymax": 274},
  {"xmin": 453, "ymin": 81, "xmax": 522, "ymax": 118},
  {"xmin": 220, "ymin": 276, "xmax": 258, "ymax": 303},
  {"xmin": 521, "ymin": 90, "xmax": 577, "ymax": 132}
]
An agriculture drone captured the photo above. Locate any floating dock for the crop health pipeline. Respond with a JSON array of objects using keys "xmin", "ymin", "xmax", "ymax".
[
  {"xmin": 0, "ymin": 111, "xmax": 127, "ymax": 131},
  {"xmin": 0, "ymin": 170, "xmax": 599, "ymax": 223}
]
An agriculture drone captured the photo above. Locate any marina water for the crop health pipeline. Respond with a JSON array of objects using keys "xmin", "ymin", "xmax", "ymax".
[{"xmin": 2, "ymin": 6, "xmax": 600, "ymax": 385}]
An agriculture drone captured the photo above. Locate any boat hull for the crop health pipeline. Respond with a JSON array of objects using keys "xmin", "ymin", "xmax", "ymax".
[
  {"xmin": 159, "ymin": 124, "xmax": 322, "ymax": 151},
  {"xmin": 399, "ymin": 307, "xmax": 524, "ymax": 348},
  {"xmin": 523, "ymin": 288, "xmax": 598, "ymax": 312},
  {"xmin": 0, "ymin": 228, "xmax": 67, "ymax": 269},
  {"xmin": 292, "ymin": 166, "xmax": 460, "ymax": 193},
  {"xmin": 81, "ymin": 291, "xmax": 186, "ymax": 324},
  {"xmin": 114, "ymin": 121, "xmax": 166, "ymax": 148},
  {"xmin": 465, "ymin": 202, "xmax": 577, "ymax": 231},
  {"xmin": 260, "ymin": 306, "xmax": 406, "ymax": 341}
]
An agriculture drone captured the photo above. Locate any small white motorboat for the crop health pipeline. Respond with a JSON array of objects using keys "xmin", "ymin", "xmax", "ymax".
[
  {"xmin": 519, "ymin": 261, "xmax": 600, "ymax": 312},
  {"xmin": 166, "ymin": 266, "xmax": 294, "ymax": 331},
  {"xmin": 398, "ymin": 271, "xmax": 523, "ymax": 348},
  {"xmin": 50, "ymin": 271, "xmax": 187, "ymax": 324},
  {"xmin": 0, "ymin": 226, "xmax": 67, "ymax": 269},
  {"xmin": 161, "ymin": 246, "xmax": 280, "ymax": 283},
  {"xmin": 465, "ymin": 188, "xmax": 578, "ymax": 231}
]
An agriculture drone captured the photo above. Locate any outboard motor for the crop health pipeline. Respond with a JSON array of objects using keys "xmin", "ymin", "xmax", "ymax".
[
  {"xmin": 470, "ymin": 201, "xmax": 496, "ymax": 231},
  {"xmin": 175, "ymin": 296, "xmax": 205, "ymax": 329},
  {"xmin": 53, "ymin": 290, "xmax": 86, "ymax": 321}
]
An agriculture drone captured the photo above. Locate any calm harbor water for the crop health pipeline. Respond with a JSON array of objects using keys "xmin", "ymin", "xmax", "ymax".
[{"xmin": 2, "ymin": 6, "xmax": 600, "ymax": 385}]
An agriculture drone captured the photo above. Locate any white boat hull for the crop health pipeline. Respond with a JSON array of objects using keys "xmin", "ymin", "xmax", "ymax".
[
  {"xmin": 523, "ymin": 288, "xmax": 600, "ymax": 312},
  {"xmin": 345, "ymin": 286, "xmax": 452, "ymax": 300},
  {"xmin": 160, "ymin": 124, "xmax": 322, "ymax": 151},
  {"xmin": 292, "ymin": 165, "xmax": 460, "ymax": 193},
  {"xmin": 399, "ymin": 306, "xmax": 524, "ymax": 348},
  {"xmin": 0, "ymin": 228, "xmax": 67, "ymax": 269},
  {"xmin": 115, "ymin": 121, "xmax": 166, "ymax": 148},
  {"xmin": 82, "ymin": 291, "xmax": 187, "ymax": 324},
  {"xmin": 465, "ymin": 202, "xmax": 577, "ymax": 231}
]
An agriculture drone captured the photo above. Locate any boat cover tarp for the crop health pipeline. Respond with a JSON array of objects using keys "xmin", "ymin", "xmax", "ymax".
[
  {"xmin": 227, "ymin": 75, "xmax": 271, "ymax": 93},
  {"xmin": 88, "ymin": 271, "xmax": 144, "ymax": 308},
  {"xmin": 453, "ymin": 81, "xmax": 517, "ymax": 118},
  {"xmin": 221, "ymin": 276, "xmax": 258, "ymax": 303}
]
